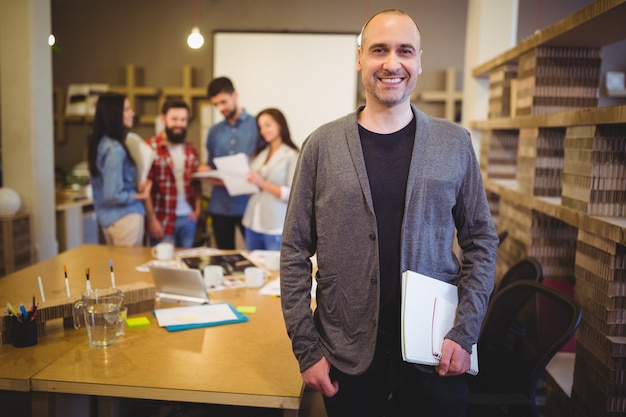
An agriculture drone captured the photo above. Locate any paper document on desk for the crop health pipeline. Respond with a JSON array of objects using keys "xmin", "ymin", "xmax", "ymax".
[
  {"xmin": 401, "ymin": 270, "xmax": 478, "ymax": 375},
  {"xmin": 153, "ymin": 302, "xmax": 248, "ymax": 331},
  {"xmin": 212, "ymin": 153, "xmax": 259, "ymax": 196},
  {"xmin": 260, "ymin": 277, "xmax": 318, "ymax": 298}
]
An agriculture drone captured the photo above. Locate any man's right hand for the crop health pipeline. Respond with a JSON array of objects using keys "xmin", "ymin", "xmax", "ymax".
[
  {"xmin": 302, "ymin": 357, "xmax": 339, "ymax": 397},
  {"xmin": 197, "ymin": 164, "xmax": 225, "ymax": 187}
]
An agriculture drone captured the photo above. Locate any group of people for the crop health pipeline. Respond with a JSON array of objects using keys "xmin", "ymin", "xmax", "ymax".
[
  {"xmin": 87, "ymin": 77, "xmax": 298, "ymax": 252},
  {"xmin": 88, "ymin": 9, "xmax": 499, "ymax": 417}
]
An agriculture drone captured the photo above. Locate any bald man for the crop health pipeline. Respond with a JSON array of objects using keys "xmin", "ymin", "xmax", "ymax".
[{"xmin": 280, "ymin": 9, "xmax": 498, "ymax": 417}]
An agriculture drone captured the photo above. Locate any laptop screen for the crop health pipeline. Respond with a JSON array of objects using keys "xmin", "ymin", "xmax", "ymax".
[{"xmin": 149, "ymin": 265, "xmax": 210, "ymax": 304}]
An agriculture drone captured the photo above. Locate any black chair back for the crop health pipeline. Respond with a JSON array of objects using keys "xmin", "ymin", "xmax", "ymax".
[{"xmin": 468, "ymin": 281, "xmax": 582, "ymax": 417}]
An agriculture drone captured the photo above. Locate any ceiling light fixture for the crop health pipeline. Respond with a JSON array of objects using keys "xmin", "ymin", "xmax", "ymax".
[
  {"xmin": 186, "ymin": 0, "xmax": 204, "ymax": 49},
  {"xmin": 187, "ymin": 27, "xmax": 204, "ymax": 49}
]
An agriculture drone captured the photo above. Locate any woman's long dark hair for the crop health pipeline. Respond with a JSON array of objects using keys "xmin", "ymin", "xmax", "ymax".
[
  {"xmin": 252, "ymin": 108, "xmax": 299, "ymax": 158},
  {"xmin": 87, "ymin": 93, "xmax": 134, "ymax": 177}
]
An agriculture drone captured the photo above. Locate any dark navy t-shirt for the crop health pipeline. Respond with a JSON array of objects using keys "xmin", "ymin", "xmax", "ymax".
[{"xmin": 359, "ymin": 118, "xmax": 416, "ymax": 342}]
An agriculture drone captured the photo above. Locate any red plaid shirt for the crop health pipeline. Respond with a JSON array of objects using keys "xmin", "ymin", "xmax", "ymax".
[{"xmin": 146, "ymin": 132, "xmax": 200, "ymax": 236}]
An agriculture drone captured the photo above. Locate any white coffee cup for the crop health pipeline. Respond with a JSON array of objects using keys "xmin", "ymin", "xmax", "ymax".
[
  {"xmin": 151, "ymin": 242, "xmax": 174, "ymax": 261},
  {"xmin": 244, "ymin": 267, "xmax": 265, "ymax": 288},
  {"xmin": 204, "ymin": 265, "xmax": 224, "ymax": 288},
  {"xmin": 265, "ymin": 251, "xmax": 280, "ymax": 271}
]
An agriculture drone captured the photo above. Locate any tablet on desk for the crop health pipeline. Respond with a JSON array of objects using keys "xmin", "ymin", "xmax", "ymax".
[
  {"xmin": 149, "ymin": 265, "xmax": 210, "ymax": 304},
  {"xmin": 180, "ymin": 253, "xmax": 255, "ymax": 276}
]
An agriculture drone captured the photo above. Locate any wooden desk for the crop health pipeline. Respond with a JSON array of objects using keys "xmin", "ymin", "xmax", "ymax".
[
  {"xmin": 0, "ymin": 321, "xmax": 84, "ymax": 417},
  {"xmin": 1, "ymin": 245, "xmax": 303, "ymax": 417}
]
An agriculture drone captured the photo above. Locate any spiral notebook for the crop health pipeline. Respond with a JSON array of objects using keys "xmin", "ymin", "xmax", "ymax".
[{"xmin": 401, "ymin": 270, "xmax": 478, "ymax": 376}]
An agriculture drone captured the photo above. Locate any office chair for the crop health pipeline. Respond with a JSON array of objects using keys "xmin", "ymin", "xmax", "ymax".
[
  {"xmin": 496, "ymin": 256, "xmax": 544, "ymax": 293},
  {"xmin": 467, "ymin": 281, "xmax": 582, "ymax": 417}
]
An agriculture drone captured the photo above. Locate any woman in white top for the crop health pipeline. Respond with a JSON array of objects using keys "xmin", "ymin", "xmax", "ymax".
[{"xmin": 243, "ymin": 108, "xmax": 299, "ymax": 250}]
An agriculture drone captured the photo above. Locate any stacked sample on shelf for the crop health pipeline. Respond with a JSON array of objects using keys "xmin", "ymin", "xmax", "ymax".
[
  {"xmin": 479, "ymin": 129, "xmax": 519, "ymax": 180},
  {"xmin": 515, "ymin": 46, "xmax": 601, "ymax": 116},
  {"xmin": 562, "ymin": 124, "xmax": 626, "ymax": 217},
  {"xmin": 0, "ymin": 213, "xmax": 32, "ymax": 276},
  {"xmin": 572, "ymin": 230, "xmax": 626, "ymax": 416},
  {"xmin": 517, "ymin": 127, "xmax": 565, "ymax": 197},
  {"xmin": 488, "ymin": 63, "xmax": 518, "ymax": 118}
]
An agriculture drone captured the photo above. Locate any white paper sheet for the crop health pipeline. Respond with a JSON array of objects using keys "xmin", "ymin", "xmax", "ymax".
[
  {"xmin": 401, "ymin": 270, "xmax": 478, "ymax": 375},
  {"xmin": 154, "ymin": 303, "xmax": 238, "ymax": 327},
  {"xmin": 213, "ymin": 153, "xmax": 259, "ymax": 196},
  {"xmin": 192, "ymin": 170, "xmax": 223, "ymax": 179},
  {"xmin": 259, "ymin": 277, "xmax": 318, "ymax": 298},
  {"xmin": 126, "ymin": 132, "xmax": 155, "ymax": 183}
]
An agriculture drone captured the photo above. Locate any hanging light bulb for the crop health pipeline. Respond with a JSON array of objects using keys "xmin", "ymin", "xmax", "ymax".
[
  {"xmin": 48, "ymin": 34, "xmax": 56, "ymax": 46},
  {"xmin": 187, "ymin": 26, "xmax": 204, "ymax": 49}
]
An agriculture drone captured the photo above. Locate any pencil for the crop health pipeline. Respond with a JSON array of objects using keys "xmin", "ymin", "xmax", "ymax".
[
  {"xmin": 64, "ymin": 265, "xmax": 71, "ymax": 298},
  {"xmin": 85, "ymin": 267, "xmax": 92, "ymax": 293},
  {"xmin": 110, "ymin": 259, "xmax": 116, "ymax": 288}
]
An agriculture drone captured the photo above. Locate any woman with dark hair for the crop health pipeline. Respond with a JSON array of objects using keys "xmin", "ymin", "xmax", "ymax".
[
  {"xmin": 88, "ymin": 93, "xmax": 152, "ymax": 246},
  {"xmin": 242, "ymin": 108, "xmax": 299, "ymax": 250}
]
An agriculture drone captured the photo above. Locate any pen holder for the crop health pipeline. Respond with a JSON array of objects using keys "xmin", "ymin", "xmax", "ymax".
[{"xmin": 11, "ymin": 319, "xmax": 38, "ymax": 348}]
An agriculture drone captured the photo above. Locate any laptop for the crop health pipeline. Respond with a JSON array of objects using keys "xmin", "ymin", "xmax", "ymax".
[{"xmin": 149, "ymin": 264, "xmax": 210, "ymax": 304}]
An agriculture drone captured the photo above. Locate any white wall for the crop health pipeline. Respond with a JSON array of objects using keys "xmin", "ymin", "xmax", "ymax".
[{"xmin": 213, "ymin": 32, "xmax": 359, "ymax": 148}]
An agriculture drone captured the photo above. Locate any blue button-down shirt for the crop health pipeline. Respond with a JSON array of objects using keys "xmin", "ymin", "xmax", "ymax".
[
  {"xmin": 205, "ymin": 110, "xmax": 258, "ymax": 216},
  {"xmin": 90, "ymin": 136, "xmax": 145, "ymax": 228}
]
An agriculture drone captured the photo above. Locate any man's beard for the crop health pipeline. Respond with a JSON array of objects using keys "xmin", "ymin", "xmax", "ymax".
[
  {"xmin": 225, "ymin": 106, "xmax": 238, "ymax": 121},
  {"xmin": 166, "ymin": 127, "xmax": 187, "ymax": 144}
]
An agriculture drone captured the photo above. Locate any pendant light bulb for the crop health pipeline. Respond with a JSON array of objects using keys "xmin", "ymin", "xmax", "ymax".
[{"xmin": 187, "ymin": 27, "xmax": 204, "ymax": 49}]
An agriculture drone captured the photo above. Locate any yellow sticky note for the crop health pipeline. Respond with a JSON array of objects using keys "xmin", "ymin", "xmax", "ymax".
[
  {"xmin": 236, "ymin": 306, "xmax": 256, "ymax": 314},
  {"xmin": 126, "ymin": 316, "xmax": 151, "ymax": 328}
]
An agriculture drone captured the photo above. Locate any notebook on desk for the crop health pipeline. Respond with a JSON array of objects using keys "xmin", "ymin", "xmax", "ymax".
[{"xmin": 149, "ymin": 265, "xmax": 210, "ymax": 304}]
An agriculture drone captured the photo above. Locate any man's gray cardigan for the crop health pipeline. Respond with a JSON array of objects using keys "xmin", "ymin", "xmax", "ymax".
[{"xmin": 280, "ymin": 105, "xmax": 499, "ymax": 375}]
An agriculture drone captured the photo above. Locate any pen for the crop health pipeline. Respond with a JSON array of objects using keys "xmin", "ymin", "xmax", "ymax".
[
  {"xmin": 85, "ymin": 267, "xmax": 92, "ymax": 293},
  {"xmin": 20, "ymin": 304, "xmax": 27, "ymax": 320},
  {"xmin": 6, "ymin": 303, "xmax": 20, "ymax": 321},
  {"xmin": 30, "ymin": 296, "xmax": 38, "ymax": 320},
  {"xmin": 37, "ymin": 275, "xmax": 46, "ymax": 303},
  {"xmin": 110, "ymin": 259, "xmax": 116, "ymax": 288},
  {"xmin": 64, "ymin": 265, "xmax": 71, "ymax": 298}
]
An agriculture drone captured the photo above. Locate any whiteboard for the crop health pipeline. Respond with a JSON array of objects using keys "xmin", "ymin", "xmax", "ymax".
[{"xmin": 213, "ymin": 32, "xmax": 359, "ymax": 147}]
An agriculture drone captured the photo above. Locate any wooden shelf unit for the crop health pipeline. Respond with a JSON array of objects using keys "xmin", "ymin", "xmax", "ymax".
[
  {"xmin": 473, "ymin": 0, "xmax": 626, "ymax": 77},
  {"xmin": 472, "ymin": 1, "xmax": 626, "ymax": 416},
  {"xmin": 485, "ymin": 179, "xmax": 626, "ymax": 246},
  {"xmin": 471, "ymin": 104, "xmax": 626, "ymax": 130}
]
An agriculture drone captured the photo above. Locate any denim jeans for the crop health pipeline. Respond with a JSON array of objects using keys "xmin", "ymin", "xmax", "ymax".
[
  {"xmin": 150, "ymin": 216, "xmax": 197, "ymax": 248},
  {"xmin": 244, "ymin": 228, "xmax": 282, "ymax": 251}
]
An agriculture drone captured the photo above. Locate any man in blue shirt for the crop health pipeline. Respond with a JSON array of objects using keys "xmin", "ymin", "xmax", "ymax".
[{"xmin": 204, "ymin": 77, "xmax": 258, "ymax": 249}]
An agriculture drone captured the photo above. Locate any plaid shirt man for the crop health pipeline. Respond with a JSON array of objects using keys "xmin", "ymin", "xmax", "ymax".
[{"xmin": 146, "ymin": 132, "xmax": 201, "ymax": 236}]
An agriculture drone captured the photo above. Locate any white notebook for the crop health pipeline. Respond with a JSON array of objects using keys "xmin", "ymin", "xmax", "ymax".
[{"xmin": 401, "ymin": 270, "xmax": 478, "ymax": 376}]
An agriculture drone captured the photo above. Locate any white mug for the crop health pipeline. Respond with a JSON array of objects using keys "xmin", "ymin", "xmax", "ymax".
[
  {"xmin": 151, "ymin": 242, "xmax": 174, "ymax": 261},
  {"xmin": 203, "ymin": 265, "xmax": 224, "ymax": 288},
  {"xmin": 265, "ymin": 251, "xmax": 280, "ymax": 271},
  {"xmin": 244, "ymin": 267, "xmax": 265, "ymax": 288}
]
